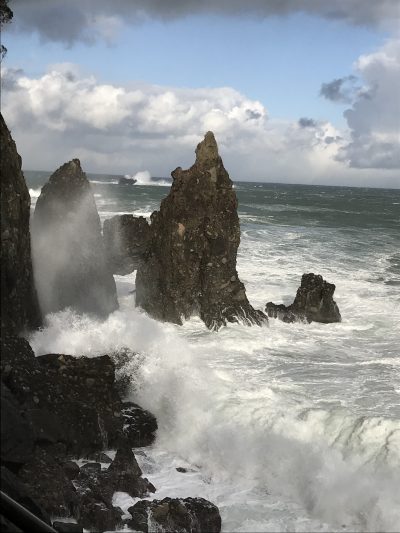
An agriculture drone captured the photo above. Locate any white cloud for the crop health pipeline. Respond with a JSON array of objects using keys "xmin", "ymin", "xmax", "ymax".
[
  {"xmin": 336, "ymin": 38, "xmax": 400, "ymax": 170},
  {"xmin": 1, "ymin": 64, "xmax": 399, "ymax": 188}
]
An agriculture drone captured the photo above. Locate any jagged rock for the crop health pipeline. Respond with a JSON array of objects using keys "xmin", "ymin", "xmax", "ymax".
[
  {"xmin": 32, "ymin": 158, "xmax": 118, "ymax": 317},
  {"xmin": 78, "ymin": 499, "xmax": 123, "ymax": 533},
  {"xmin": 128, "ymin": 497, "xmax": 222, "ymax": 533},
  {"xmin": 266, "ymin": 273, "xmax": 341, "ymax": 324},
  {"xmin": 121, "ymin": 401, "xmax": 158, "ymax": 447},
  {"xmin": 0, "ymin": 113, "xmax": 41, "ymax": 334},
  {"xmin": 118, "ymin": 176, "xmax": 137, "ymax": 185},
  {"xmin": 103, "ymin": 215, "xmax": 151, "ymax": 275},
  {"xmin": 136, "ymin": 131, "xmax": 267, "ymax": 330}
]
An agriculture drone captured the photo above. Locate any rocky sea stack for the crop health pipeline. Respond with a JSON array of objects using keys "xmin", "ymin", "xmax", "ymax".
[
  {"xmin": 266, "ymin": 273, "xmax": 341, "ymax": 323},
  {"xmin": 0, "ymin": 113, "xmax": 41, "ymax": 334},
  {"xmin": 136, "ymin": 131, "xmax": 267, "ymax": 330},
  {"xmin": 32, "ymin": 159, "xmax": 118, "ymax": 318}
]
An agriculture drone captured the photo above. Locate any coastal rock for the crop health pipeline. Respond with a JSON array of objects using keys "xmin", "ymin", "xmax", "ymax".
[
  {"xmin": 121, "ymin": 401, "xmax": 158, "ymax": 447},
  {"xmin": 118, "ymin": 176, "xmax": 137, "ymax": 185},
  {"xmin": 103, "ymin": 215, "xmax": 151, "ymax": 275},
  {"xmin": 0, "ymin": 113, "xmax": 41, "ymax": 334},
  {"xmin": 266, "ymin": 273, "xmax": 341, "ymax": 323},
  {"xmin": 136, "ymin": 131, "xmax": 267, "ymax": 330},
  {"xmin": 32, "ymin": 158, "xmax": 118, "ymax": 317},
  {"xmin": 128, "ymin": 497, "xmax": 222, "ymax": 533}
]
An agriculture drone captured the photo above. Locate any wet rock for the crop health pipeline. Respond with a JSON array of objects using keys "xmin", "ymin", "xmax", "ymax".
[
  {"xmin": 18, "ymin": 446, "xmax": 79, "ymax": 518},
  {"xmin": 121, "ymin": 401, "xmax": 158, "ymax": 447},
  {"xmin": 0, "ymin": 112, "xmax": 41, "ymax": 334},
  {"xmin": 136, "ymin": 131, "xmax": 267, "ymax": 330},
  {"xmin": 78, "ymin": 499, "xmax": 123, "ymax": 533},
  {"xmin": 266, "ymin": 273, "xmax": 341, "ymax": 323},
  {"xmin": 128, "ymin": 497, "xmax": 221, "ymax": 533},
  {"xmin": 32, "ymin": 158, "xmax": 118, "ymax": 317},
  {"xmin": 1, "ymin": 382, "xmax": 34, "ymax": 467},
  {"xmin": 118, "ymin": 176, "xmax": 137, "ymax": 185},
  {"xmin": 103, "ymin": 215, "xmax": 151, "ymax": 275}
]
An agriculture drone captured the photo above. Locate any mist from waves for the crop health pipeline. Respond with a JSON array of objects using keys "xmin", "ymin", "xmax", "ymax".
[{"xmin": 27, "ymin": 178, "xmax": 400, "ymax": 531}]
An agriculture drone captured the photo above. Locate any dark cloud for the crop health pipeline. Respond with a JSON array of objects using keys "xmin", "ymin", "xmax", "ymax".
[
  {"xmin": 319, "ymin": 75, "xmax": 359, "ymax": 104},
  {"xmin": 298, "ymin": 117, "xmax": 317, "ymax": 128},
  {"xmin": 246, "ymin": 109, "xmax": 262, "ymax": 121},
  {"xmin": 8, "ymin": 0, "xmax": 400, "ymax": 45}
]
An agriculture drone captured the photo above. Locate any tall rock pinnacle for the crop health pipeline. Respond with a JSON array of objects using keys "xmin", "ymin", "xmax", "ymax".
[
  {"xmin": 136, "ymin": 131, "xmax": 267, "ymax": 330},
  {"xmin": 32, "ymin": 159, "xmax": 118, "ymax": 318}
]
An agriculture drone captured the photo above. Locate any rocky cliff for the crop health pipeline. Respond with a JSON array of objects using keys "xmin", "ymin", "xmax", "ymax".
[
  {"xmin": 32, "ymin": 159, "xmax": 118, "ymax": 318},
  {"xmin": 136, "ymin": 131, "xmax": 266, "ymax": 330},
  {"xmin": 0, "ymin": 113, "xmax": 41, "ymax": 334}
]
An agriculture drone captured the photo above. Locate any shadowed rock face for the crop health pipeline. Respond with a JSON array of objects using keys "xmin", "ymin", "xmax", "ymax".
[
  {"xmin": 32, "ymin": 159, "xmax": 118, "ymax": 317},
  {"xmin": 136, "ymin": 131, "xmax": 266, "ymax": 330},
  {"xmin": 103, "ymin": 215, "xmax": 151, "ymax": 275},
  {"xmin": 0, "ymin": 113, "xmax": 41, "ymax": 334},
  {"xmin": 266, "ymin": 273, "xmax": 341, "ymax": 323}
]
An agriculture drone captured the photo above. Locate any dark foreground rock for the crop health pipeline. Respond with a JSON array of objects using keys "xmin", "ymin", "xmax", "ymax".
[
  {"xmin": 128, "ymin": 497, "xmax": 221, "ymax": 533},
  {"xmin": 0, "ymin": 336, "xmax": 157, "ymax": 456},
  {"xmin": 0, "ymin": 112, "xmax": 41, "ymax": 334},
  {"xmin": 32, "ymin": 158, "xmax": 118, "ymax": 317},
  {"xmin": 136, "ymin": 131, "xmax": 267, "ymax": 330},
  {"xmin": 266, "ymin": 273, "xmax": 341, "ymax": 323},
  {"xmin": 103, "ymin": 215, "xmax": 151, "ymax": 275}
]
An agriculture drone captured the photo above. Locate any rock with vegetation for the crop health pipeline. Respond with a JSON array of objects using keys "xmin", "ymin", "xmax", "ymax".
[
  {"xmin": 266, "ymin": 273, "xmax": 341, "ymax": 323},
  {"xmin": 0, "ymin": 113, "xmax": 41, "ymax": 334},
  {"xmin": 103, "ymin": 215, "xmax": 151, "ymax": 275},
  {"xmin": 32, "ymin": 158, "xmax": 118, "ymax": 317},
  {"xmin": 136, "ymin": 131, "xmax": 267, "ymax": 330}
]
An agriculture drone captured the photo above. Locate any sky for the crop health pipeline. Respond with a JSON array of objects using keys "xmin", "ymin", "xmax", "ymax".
[{"xmin": 1, "ymin": 0, "xmax": 400, "ymax": 188}]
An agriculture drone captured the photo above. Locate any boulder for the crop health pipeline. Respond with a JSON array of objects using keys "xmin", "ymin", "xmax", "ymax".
[
  {"xmin": 136, "ymin": 131, "xmax": 267, "ymax": 330},
  {"xmin": 121, "ymin": 401, "xmax": 158, "ymax": 447},
  {"xmin": 118, "ymin": 176, "xmax": 137, "ymax": 185},
  {"xmin": 103, "ymin": 215, "xmax": 151, "ymax": 275},
  {"xmin": 32, "ymin": 158, "xmax": 118, "ymax": 317},
  {"xmin": 0, "ymin": 113, "xmax": 41, "ymax": 334},
  {"xmin": 128, "ymin": 497, "xmax": 221, "ymax": 533},
  {"xmin": 266, "ymin": 273, "xmax": 341, "ymax": 323}
]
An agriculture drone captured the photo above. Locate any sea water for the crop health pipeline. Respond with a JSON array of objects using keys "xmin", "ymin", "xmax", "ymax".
[{"xmin": 26, "ymin": 172, "xmax": 400, "ymax": 532}]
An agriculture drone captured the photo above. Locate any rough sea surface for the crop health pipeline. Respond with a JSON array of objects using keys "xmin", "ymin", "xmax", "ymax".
[{"xmin": 27, "ymin": 172, "xmax": 400, "ymax": 532}]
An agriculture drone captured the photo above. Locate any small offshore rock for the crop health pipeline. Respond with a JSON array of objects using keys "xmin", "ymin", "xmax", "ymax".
[{"xmin": 266, "ymin": 273, "xmax": 341, "ymax": 324}]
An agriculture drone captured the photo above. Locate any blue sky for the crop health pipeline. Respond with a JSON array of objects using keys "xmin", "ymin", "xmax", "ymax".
[{"xmin": 1, "ymin": 1, "xmax": 399, "ymax": 187}]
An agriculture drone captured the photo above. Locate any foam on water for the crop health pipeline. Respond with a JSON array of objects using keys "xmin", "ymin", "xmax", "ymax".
[{"xmin": 28, "ymin": 182, "xmax": 400, "ymax": 532}]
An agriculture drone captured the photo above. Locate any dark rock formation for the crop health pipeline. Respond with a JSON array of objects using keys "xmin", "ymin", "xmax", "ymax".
[
  {"xmin": 136, "ymin": 131, "xmax": 267, "ymax": 330},
  {"xmin": 266, "ymin": 273, "xmax": 341, "ymax": 323},
  {"xmin": 118, "ymin": 176, "xmax": 137, "ymax": 185},
  {"xmin": 0, "ymin": 336, "xmax": 158, "ymax": 457},
  {"xmin": 0, "ymin": 113, "xmax": 41, "ymax": 334},
  {"xmin": 128, "ymin": 497, "xmax": 222, "ymax": 533},
  {"xmin": 121, "ymin": 401, "xmax": 158, "ymax": 447},
  {"xmin": 32, "ymin": 158, "xmax": 118, "ymax": 317},
  {"xmin": 103, "ymin": 215, "xmax": 151, "ymax": 275}
]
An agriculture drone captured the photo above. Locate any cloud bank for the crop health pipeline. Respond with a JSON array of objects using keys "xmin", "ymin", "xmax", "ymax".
[
  {"xmin": 2, "ymin": 49, "xmax": 398, "ymax": 188},
  {"xmin": 9, "ymin": 0, "xmax": 400, "ymax": 45}
]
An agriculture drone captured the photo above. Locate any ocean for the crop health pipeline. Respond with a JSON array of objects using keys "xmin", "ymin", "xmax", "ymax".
[{"xmin": 26, "ymin": 171, "xmax": 400, "ymax": 532}]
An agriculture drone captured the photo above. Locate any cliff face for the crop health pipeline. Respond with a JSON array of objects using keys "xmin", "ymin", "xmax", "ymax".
[
  {"xmin": 0, "ymin": 113, "xmax": 41, "ymax": 334},
  {"xmin": 32, "ymin": 159, "xmax": 118, "ymax": 318},
  {"xmin": 136, "ymin": 131, "xmax": 266, "ymax": 330}
]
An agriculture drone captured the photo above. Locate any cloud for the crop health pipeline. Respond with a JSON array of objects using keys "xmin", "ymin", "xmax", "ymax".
[
  {"xmin": 336, "ymin": 38, "xmax": 400, "ymax": 169},
  {"xmin": 8, "ymin": 0, "xmax": 400, "ymax": 45},
  {"xmin": 320, "ymin": 76, "xmax": 361, "ymax": 104},
  {"xmin": 1, "ymin": 64, "xmax": 399, "ymax": 187},
  {"xmin": 298, "ymin": 117, "xmax": 317, "ymax": 128}
]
